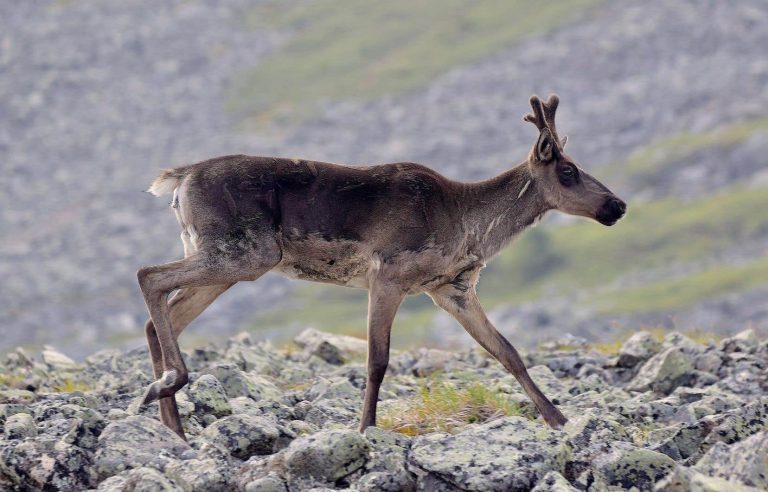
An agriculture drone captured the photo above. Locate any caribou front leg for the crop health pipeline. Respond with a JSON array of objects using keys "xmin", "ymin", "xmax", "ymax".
[
  {"xmin": 359, "ymin": 281, "xmax": 405, "ymax": 432},
  {"xmin": 429, "ymin": 284, "xmax": 567, "ymax": 428}
]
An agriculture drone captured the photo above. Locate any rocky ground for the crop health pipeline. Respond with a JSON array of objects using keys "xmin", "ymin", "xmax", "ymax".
[
  {"xmin": 3, "ymin": 0, "xmax": 768, "ymax": 356},
  {"xmin": 0, "ymin": 328, "xmax": 766, "ymax": 491}
]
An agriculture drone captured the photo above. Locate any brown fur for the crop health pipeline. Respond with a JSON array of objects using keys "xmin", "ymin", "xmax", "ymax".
[{"xmin": 136, "ymin": 95, "xmax": 626, "ymax": 439}]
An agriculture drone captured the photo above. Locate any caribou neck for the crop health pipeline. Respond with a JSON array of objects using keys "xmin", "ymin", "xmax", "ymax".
[{"xmin": 461, "ymin": 162, "xmax": 551, "ymax": 260}]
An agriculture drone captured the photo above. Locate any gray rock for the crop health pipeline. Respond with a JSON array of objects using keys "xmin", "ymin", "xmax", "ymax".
[
  {"xmin": 188, "ymin": 374, "xmax": 232, "ymax": 418},
  {"xmin": 294, "ymin": 328, "xmax": 368, "ymax": 364},
  {"xmin": 408, "ymin": 417, "xmax": 571, "ymax": 491},
  {"xmin": 244, "ymin": 473, "xmax": 288, "ymax": 492},
  {"xmin": 618, "ymin": 331, "xmax": 662, "ymax": 368},
  {"xmin": 627, "ymin": 347, "xmax": 694, "ymax": 394},
  {"xmin": 41, "ymin": 347, "xmax": 79, "ymax": 371},
  {"xmin": 96, "ymin": 466, "xmax": 185, "ymax": 491},
  {"xmin": 694, "ymin": 431, "xmax": 768, "ymax": 489},
  {"xmin": 694, "ymin": 351, "xmax": 723, "ymax": 373},
  {"xmin": 94, "ymin": 416, "xmax": 190, "ymax": 479},
  {"xmin": 592, "ymin": 442, "xmax": 676, "ymax": 490},
  {"xmin": 700, "ymin": 398, "xmax": 768, "ymax": 452},
  {"xmin": 719, "ymin": 328, "xmax": 759, "ymax": 354},
  {"xmin": 531, "ymin": 471, "xmax": 578, "ymax": 492},
  {"xmin": 201, "ymin": 414, "xmax": 280, "ymax": 459},
  {"xmin": 4, "ymin": 412, "xmax": 36, "ymax": 439},
  {"xmin": 654, "ymin": 466, "xmax": 756, "ymax": 492},
  {"xmin": 209, "ymin": 364, "xmax": 282, "ymax": 403},
  {"xmin": 356, "ymin": 427, "xmax": 415, "ymax": 492},
  {"xmin": 281, "ymin": 429, "xmax": 370, "ymax": 482},
  {"xmin": 662, "ymin": 332, "xmax": 704, "ymax": 353},
  {"xmin": 165, "ymin": 456, "xmax": 234, "ymax": 491},
  {"xmin": 306, "ymin": 377, "xmax": 360, "ymax": 401},
  {"xmin": 0, "ymin": 440, "xmax": 96, "ymax": 490}
]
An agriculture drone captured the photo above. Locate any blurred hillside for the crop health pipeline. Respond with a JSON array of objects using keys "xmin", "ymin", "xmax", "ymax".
[{"xmin": 1, "ymin": 0, "xmax": 767, "ymax": 357}]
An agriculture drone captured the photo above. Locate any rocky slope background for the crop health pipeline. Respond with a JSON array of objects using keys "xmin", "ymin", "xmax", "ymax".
[
  {"xmin": 1, "ymin": 328, "xmax": 766, "ymax": 491},
  {"xmin": 2, "ymin": 0, "xmax": 768, "ymax": 357}
]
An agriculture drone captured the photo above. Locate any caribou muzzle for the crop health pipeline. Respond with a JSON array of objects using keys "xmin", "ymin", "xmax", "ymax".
[{"xmin": 596, "ymin": 196, "xmax": 627, "ymax": 226}]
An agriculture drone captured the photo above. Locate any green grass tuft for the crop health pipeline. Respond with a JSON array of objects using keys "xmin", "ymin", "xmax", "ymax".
[{"xmin": 378, "ymin": 376, "xmax": 531, "ymax": 435}]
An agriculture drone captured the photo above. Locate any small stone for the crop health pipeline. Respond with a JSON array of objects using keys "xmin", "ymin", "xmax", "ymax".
[
  {"xmin": 618, "ymin": 331, "xmax": 662, "ymax": 368},
  {"xmin": 188, "ymin": 374, "xmax": 232, "ymax": 418},
  {"xmin": 294, "ymin": 328, "xmax": 368, "ymax": 362},
  {"xmin": 245, "ymin": 473, "xmax": 288, "ymax": 492},
  {"xmin": 96, "ymin": 466, "xmax": 184, "ymax": 491},
  {"xmin": 281, "ymin": 429, "xmax": 370, "ymax": 482},
  {"xmin": 719, "ymin": 328, "xmax": 758, "ymax": 354},
  {"xmin": 202, "ymin": 364, "xmax": 280, "ymax": 401},
  {"xmin": 201, "ymin": 414, "xmax": 280, "ymax": 459},
  {"xmin": 41, "ymin": 347, "xmax": 78, "ymax": 371},
  {"xmin": 662, "ymin": 332, "xmax": 703, "ymax": 353},
  {"xmin": 693, "ymin": 351, "xmax": 723, "ymax": 373},
  {"xmin": 165, "ymin": 456, "xmax": 233, "ymax": 491},
  {"xmin": 531, "ymin": 471, "xmax": 579, "ymax": 491},
  {"xmin": 4, "ymin": 412, "xmax": 36, "ymax": 439}
]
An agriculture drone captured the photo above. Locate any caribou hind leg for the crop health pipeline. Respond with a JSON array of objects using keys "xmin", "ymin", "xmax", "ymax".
[
  {"xmin": 143, "ymin": 284, "xmax": 232, "ymax": 439},
  {"xmin": 429, "ymin": 284, "xmax": 567, "ymax": 428},
  {"xmin": 133, "ymin": 236, "xmax": 281, "ymax": 438}
]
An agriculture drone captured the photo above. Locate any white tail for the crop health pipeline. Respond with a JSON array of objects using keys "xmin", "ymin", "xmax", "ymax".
[{"xmin": 146, "ymin": 169, "xmax": 187, "ymax": 196}]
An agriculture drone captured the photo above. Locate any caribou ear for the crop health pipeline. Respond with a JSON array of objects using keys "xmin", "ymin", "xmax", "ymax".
[
  {"xmin": 536, "ymin": 129, "xmax": 555, "ymax": 163},
  {"xmin": 561, "ymin": 135, "xmax": 568, "ymax": 147}
]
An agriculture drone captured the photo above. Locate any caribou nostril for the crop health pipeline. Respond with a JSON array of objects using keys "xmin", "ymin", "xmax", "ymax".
[{"xmin": 609, "ymin": 198, "xmax": 626, "ymax": 216}]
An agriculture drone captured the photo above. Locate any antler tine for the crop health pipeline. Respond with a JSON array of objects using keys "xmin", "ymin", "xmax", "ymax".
[
  {"xmin": 523, "ymin": 95, "xmax": 547, "ymax": 131},
  {"xmin": 541, "ymin": 94, "xmax": 561, "ymax": 145},
  {"xmin": 523, "ymin": 94, "xmax": 563, "ymax": 147}
]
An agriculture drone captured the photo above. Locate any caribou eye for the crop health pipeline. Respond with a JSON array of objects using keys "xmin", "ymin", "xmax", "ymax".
[{"xmin": 558, "ymin": 164, "xmax": 578, "ymax": 186}]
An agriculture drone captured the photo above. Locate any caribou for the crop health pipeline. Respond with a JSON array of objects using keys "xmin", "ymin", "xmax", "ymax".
[{"xmin": 135, "ymin": 94, "xmax": 627, "ymax": 439}]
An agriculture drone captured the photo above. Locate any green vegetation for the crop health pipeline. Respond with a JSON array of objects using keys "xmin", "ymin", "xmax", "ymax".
[
  {"xmin": 51, "ymin": 377, "xmax": 91, "ymax": 394},
  {"xmin": 597, "ymin": 254, "xmax": 768, "ymax": 314},
  {"xmin": 379, "ymin": 376, "xmax": 530, "ymax": 435},
  {"xmin": 231, "ymin": 0, "xmax": 604, "ymax": 123},
  {"xmin": 607, "ymin": 116, "xmax": 768, "ymax": 184}
]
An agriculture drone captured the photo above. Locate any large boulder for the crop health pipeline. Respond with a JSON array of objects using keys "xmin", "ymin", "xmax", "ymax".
[
  {"xmin": 200, "ymin": 414, "xmax": 281, "ymax": 459},
  {"xmin": 93, "ymin": 416, "xmax": 190, "ymax": 480},
  {"xmin": 591, "ymin": 442, "xmax": 676, "ymax": 490},
  {"xmin": 279, "ymin": 429, "xmax": 370, "ymax": 483},
  {"xmin": 0, "ymin": 439, "xmax": 96, "ymax": 490},
  {"xmin": 627, "ymin": 347, "xmax": 694, "ymax": 394},
  {"xmin": 694, "ymin": 431, "xmax": 768, "ymax": 489},
  {"xmin": 654, "ymin": 466, "xmax": 756, "ymax": 492},
  {"xmin": 355, "ymin": 427, "xmax": 415, "ymax": 492},
  {"xmin": 408, "ymin": 417, "xmax": 571, "ymax": 491}
]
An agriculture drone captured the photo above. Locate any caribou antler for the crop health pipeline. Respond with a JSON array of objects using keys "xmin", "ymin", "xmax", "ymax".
[{"xmin": 523, "ymin": 94, "xmax": 564, "ymax": 147}]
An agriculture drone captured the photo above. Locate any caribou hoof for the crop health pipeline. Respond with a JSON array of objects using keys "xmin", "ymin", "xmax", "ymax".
[
  {"xmin": 542, "ymin": 407, "xmax": 568, "ymax": 429},
  {"xmin": 126, "ymin": 370, "xmax": 179, "ymax": 414}
]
